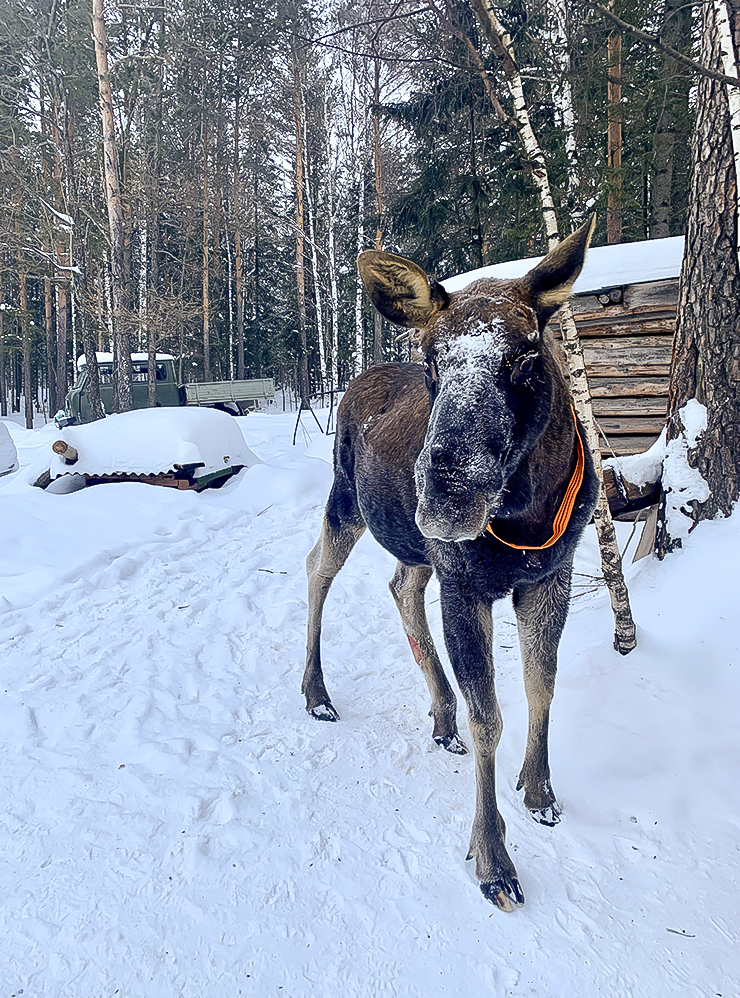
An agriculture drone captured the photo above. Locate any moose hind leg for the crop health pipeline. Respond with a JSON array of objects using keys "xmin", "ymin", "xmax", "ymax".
[
  {"xmin": 389, "ymin": 562, "xmax": 466, "ymax": 755},
  {"xmin": 513, "ymin": 560, "xmax": 573, "ymax": 825},
  {"xmin": 303, "ymin": 498, "xmax": 365, "ymax": 722}
]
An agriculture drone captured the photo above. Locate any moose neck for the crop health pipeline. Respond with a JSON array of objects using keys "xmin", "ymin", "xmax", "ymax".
[{"xmin": 487, "ymin": 381, "xmax": 582, "ymax": 550}]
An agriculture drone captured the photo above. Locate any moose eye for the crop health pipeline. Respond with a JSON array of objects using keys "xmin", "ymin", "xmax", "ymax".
[{"xmin": 511, "ymin": 352, "xmax": 538, "ymax": 384}]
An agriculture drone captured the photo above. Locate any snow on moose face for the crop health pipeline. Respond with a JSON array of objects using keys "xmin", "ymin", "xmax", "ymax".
[{"xmin": 414, "ymin": 294, "xmax": 546, "ymax": 543}]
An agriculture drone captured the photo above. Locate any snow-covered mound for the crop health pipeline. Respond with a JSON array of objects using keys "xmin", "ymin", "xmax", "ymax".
[
  {"xmin": 0, "ymin": 420, "xmax": 18, "ymax": 477},
  {"xmin": 1, "ymin": 408, "xmax": 738, "ymax": 997},
  {"xmin": 50, "ymin": 406, "xmax": 260, "ymax": 480}
]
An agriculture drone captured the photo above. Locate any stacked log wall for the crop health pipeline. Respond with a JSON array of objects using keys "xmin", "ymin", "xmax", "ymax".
[{"xmin": 550, "ymin": 278, "xmax": 677, "ymax": 456}]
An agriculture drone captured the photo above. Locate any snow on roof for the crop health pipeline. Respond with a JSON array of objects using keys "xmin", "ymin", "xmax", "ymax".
[
  {"xmin": 50, "ymin": 407, "xmax": 260, "ymax": 480},
  {"xmin": 442, "ymin": 235, "xmax": 684, "ymax": 296},
  {"xmin": 76, "ymin": 352, "xmax": 175, "ymax": 369}
]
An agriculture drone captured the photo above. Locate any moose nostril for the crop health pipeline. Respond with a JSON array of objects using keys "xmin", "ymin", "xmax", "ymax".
[
  {"xmin": 430, "ymin": 441, "xmax": 463, "ymax": 472},
  {"xmin": 430, "ymin": 442, "xmax": 451, "ymax": 466}
]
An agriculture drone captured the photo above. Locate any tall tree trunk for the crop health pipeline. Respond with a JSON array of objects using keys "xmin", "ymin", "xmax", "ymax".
[
  {"xmin": 354, "ymin": 160, "xmax": 366, "ymax": 377},
  {"xmin": 470, "ymin": 0, "xmax": 637, "ymax": 653},
  {"xmin": 303, "ymin": 94, "xmax": 327, "ymax": 392},
  {"xmin": 607, "ymin": 1, "xmax": 623, "ymax": 244},
  {"xmin": 372, "ymin": 52, "xmax": 384, "ymax": 366},
  {"xmin": 292, "ymin": 44, "xmax": 310, "ymax": 403},
  {"xmin": 44, "ymin": 261, "xmax": 57, "ymax": 414},
  {"xmin": 649, "ymin": 0, "xmax": 693, "ymax": 237},
  {"xmin": 547, "ymin": 0, "xmax": 581, "ymax": 215},
  {"xmin": 92, "ymin": 0, "xmax": 132, "ymax": 411},
  {"xmin": 656, "ymin": 0, "xmax": 740, "ymax": 554},
  {"xmin": 202, "ymin": 116, "xmax": 212, "ymax": 382},
  {"xmin": 326, "ymin": 114, "xmax": 340, "ymax": 389},
  {"xmin": 234, "ymin": 85, "xmax": 245, "ymax": 380}
]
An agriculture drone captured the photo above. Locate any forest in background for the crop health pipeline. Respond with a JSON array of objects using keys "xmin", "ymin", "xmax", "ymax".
[{"xmin": 0, "ymin": 0, "xmax": 696, "ymax": 423}]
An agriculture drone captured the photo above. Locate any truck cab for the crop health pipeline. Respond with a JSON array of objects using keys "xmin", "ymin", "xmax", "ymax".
[{"xmin": 64, "ymin": 353, "xmax": 180, "ymax": 423}]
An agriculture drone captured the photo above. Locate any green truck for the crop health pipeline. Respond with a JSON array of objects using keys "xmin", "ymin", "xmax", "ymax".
[{"xmin": 61, "ymin": 353, "xmax": 275, "ymax": 426}]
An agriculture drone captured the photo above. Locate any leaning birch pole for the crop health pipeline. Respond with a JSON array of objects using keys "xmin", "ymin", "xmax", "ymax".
[
  {"xmin": 469, "ymin": 0, "xmax": 637, "ymax": 653},
  {"xmin": 91, "ymin": 0, "xmax": 132, "ymax": 412}
]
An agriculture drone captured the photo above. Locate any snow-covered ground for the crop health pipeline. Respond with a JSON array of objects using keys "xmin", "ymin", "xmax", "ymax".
[{"xmin": 1, "ymin": 409, "xmax": 738, "ymax": 998}]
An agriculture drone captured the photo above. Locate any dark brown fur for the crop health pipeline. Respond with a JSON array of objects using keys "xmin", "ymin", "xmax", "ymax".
[{"xmin": 303, "ymin": 219, "xmax": 599, "ymax": 910}]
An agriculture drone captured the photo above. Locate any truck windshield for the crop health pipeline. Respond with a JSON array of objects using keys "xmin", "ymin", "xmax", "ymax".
[{"xmin": 77, "ymin": 362, "xmax": 168, "ymax": 384}]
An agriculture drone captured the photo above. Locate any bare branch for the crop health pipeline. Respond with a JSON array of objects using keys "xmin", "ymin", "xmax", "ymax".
[{"xmin": 585, "ymin": 1, "xmax": 740, "ymax": 89}]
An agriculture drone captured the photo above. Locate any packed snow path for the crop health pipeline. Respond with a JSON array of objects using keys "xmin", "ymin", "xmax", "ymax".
[{"xmin": 1, "ymin": 411, "xmax": 738, "ymax": 997}]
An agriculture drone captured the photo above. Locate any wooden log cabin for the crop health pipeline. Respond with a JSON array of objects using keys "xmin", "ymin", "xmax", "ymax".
[{"xmin": 444, "ymin": 235, "xmax": 684, "ymax": 457}]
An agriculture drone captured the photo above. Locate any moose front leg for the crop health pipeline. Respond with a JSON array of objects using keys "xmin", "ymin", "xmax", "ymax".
[
  {"xmin": 441, "ymin": 584, "xmax": 524, "ymax": 911},
  {"xmin": 512, "ymin": 560, "xmax": 573, "ymax": 826},
  {"xmin": 389, "ymin": 562, "xmax": 466, "ymax": 754}
]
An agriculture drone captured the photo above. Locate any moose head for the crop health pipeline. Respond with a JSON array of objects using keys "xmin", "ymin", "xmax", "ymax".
[{"xmin": 357, "ymin": 216, "xmax": 595, "ymax": 543}]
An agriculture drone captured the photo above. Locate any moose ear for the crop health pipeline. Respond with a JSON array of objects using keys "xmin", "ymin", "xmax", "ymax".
[
  {"xmin": 522, "ymin": 214, "xmax": 596, "ymax": 330},
  {"xmin": 357, "ymin": 250, "xmax": 450, "ymax": 328}
]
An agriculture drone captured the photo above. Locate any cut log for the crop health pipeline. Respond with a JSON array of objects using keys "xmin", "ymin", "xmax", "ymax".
[{"xmin": 52, "ymin": 440, "xmax": 78, "ymax": 464}]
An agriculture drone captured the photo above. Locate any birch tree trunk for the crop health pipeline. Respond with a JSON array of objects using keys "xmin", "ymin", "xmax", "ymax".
[
  {"xmin": 16, "ymin": 233, "xmax": 33, "ymax": 429},
  {"xmin": 201, "ymin": 116, "xmax": 212, "ymax": 382},
  {"xmin": 302, "ymin": 94, "xmax": 327, "ymax": 391},
  {"xmin": 91, "ymin": 0, "xmax": 132, "ymax": 411},
  {"xmin": 547, "ymin": 0, "xmax": 580, "ymax": 214},
  {"xmin": 326, "ymin": 113, "xmax": 340, "ymax": 389},
  {"xmin": 234, "ymin": 85, "xmax": 245, "ymax": 380},
  {"xmin": 470, "ymin": 0, "xmax": 637, "ymax": 653},
  {"xmin": 354, "ymin": 160, "xmax": 366, "ymax": 377},
  {"xmin": 372, "ymin": 51, "xmax": 383, "ymax": 367},
  {"xmin": 292, "ymin": 45, "xmax": 310, "ymax": 403}
]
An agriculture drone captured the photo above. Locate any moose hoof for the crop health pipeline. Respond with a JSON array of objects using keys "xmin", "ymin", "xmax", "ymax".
[
  {"xmin": 307, "ymin": 702, "xmax": 339, "ymax": 722},
  {"xmin": 527, "ymin": 803, "xmax": 561, "ymax": 826},
  {"xmin": 480, "ymin": 876, "xmax": 525, "ymax": 911},
  {"xmin": 434, "ymin": 733, "xmax": 468, "ymax": 755}
]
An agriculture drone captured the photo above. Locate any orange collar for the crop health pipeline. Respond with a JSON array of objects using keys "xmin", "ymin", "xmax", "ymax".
[{"xmin": 485, "ymin": 405, "xmax": 585, "ymax": 551}]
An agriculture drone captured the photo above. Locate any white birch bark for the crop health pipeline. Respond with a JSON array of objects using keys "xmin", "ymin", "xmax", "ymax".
[
  {"xmin": 104, "ymin": 259, "xmax": 114, "ymax": 344},
  {"xmin": 471, "ymin": 0, "xmax": 637, "ymax": 653},
  {"xmin": 354, "ymin": 159, "xmax": 366, "ymax": 377},
  {"xmin": 71, "ymin": 288, "xmax": 77, "ymax": 369},
  {"xmin": 302, "ymin": 95, "xmax": 327, "ymax": 390},
  {"xmin": 225, "ymin": 226, "xmax": 234, "ymax": 380},
  {"xmin": 715, "ymin": 0, "xmax": 740, "ymax": 265},
  {"xmin": 139, "ymin": 217, "xmax": 147, "ymax": 351},
  {"xmin": 547, "ymin": 0, "xmax": 580, "ymax": 211},
  {"xmin": 326, "ymin": 115, "xmax": 340, "ymax": 390}
]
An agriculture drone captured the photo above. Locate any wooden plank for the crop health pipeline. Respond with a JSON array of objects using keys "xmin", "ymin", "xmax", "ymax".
[
  {"xmin": 568, "ymin": 316, "xmax": 676, "ymax": 337},
  {"xmin": 624, "ymin": 279, "xmax": 679, "ymax": 309},
  {"xmin": 633, "ymin": 505, "xmax": 659, "ymax": 561},
  {"xmin": 589, "ymin": 377, "xmax": 669, "ymax": 397},
  {"xmin": 600, "ymin": 435, "xmax": 660, "ymax": 456},
  {"xmin": 586, "ymin": 360, "xmax": 671, "ymax": 378},
  {"xmin": 592, "ymin": 397, "xmax": 667, "ymax": 417},
  {"xmin": 581, "ymin": 334, "xmax": 673, "ymax": 352},
  {"xmin": 596, "ymin": 415, "xmax": 665, "ymax": 435}
]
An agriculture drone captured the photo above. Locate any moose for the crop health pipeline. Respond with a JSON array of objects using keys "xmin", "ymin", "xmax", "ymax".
[{"xmin": 302, "ymin": 217, "xmax": 600, "ymax": 910}]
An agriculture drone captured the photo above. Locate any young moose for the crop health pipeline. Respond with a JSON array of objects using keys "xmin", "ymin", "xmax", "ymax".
[{"xmin": 303, "ymin": 218, "xmax": 599, "ymax": 910}]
